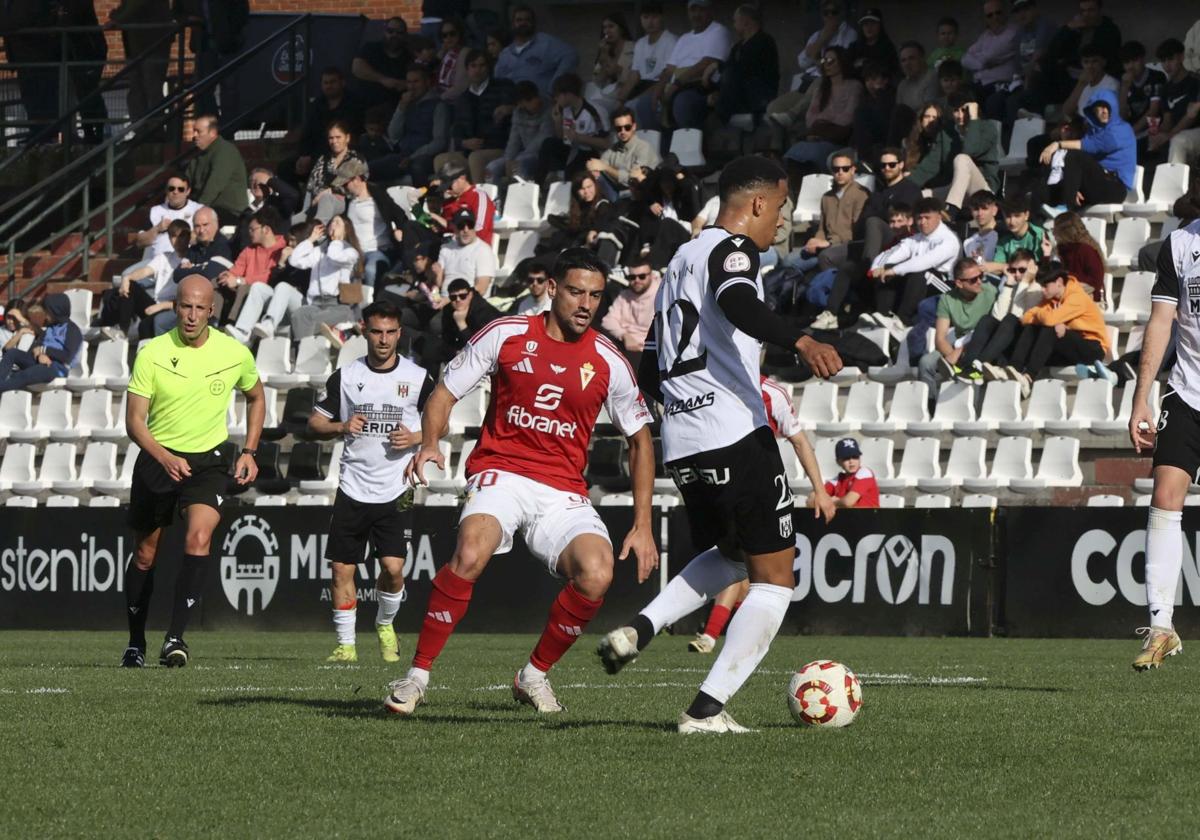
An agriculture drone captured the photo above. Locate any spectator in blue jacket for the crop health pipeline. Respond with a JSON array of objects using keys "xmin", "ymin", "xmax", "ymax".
[
  {"xmin": 494, "ymin": 5, "xmax": 578, "ymax": 97},
  {"xmin": 1035, "ymin": 88, "xmax": 1134, "ymax": 215},
  {"xmin": 0, "ymin": 293, "xmax": 82, "ymax": 392}
]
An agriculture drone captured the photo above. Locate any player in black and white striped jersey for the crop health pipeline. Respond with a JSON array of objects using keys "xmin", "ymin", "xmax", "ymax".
[{"xmin": 308, "ymin": 299, "xmax": 435, "ymax": 663}]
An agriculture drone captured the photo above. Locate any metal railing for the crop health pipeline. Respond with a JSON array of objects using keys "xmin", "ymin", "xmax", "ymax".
[{"xmin": 1, "ymin": 14, "xmax": 312, "ymax": 303}]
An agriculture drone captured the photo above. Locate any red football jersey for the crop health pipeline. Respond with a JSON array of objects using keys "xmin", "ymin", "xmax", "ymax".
[
  {"xmin": 824, "ymin": 467, "xmax": 881, "ymax": 508},
  {"xmin": 443, "ymin": 186, "xmax": 496, "ymax": 245},
  {"xmin": 760, "ymin": 375, "xmax": 801, "ymax": 439},
  {"xmin": 442, "ymin": 314, "xmax": 652, "ymax": 494}
]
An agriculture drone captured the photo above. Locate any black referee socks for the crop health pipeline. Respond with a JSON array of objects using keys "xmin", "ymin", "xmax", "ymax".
[
  {"xmin": 167, "ymin": 554, "xmax": 208, "ymax": 639},
  {"xmin": 125, "ymin": 564, "xmax": 155, "ymax": 649}
]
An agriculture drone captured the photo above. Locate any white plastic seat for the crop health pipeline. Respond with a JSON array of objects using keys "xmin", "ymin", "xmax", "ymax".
[
  {"xmin": 269, "ymin": 335, "xmax": 331, "ymax": 387},
  {"xmin": 918, "ymin": 436, "xmax": 987, "ymax": 492},
  {"xmin": 791, "ymin": 174, "xmax": 831, "ymax": 225},
  {"xmin": 1125, "ymin": 163, "xmax": 1190, "ymax": 216},
  {"xmin": 421, "ymin": 492, "xmax": 461, "ymax": 506},
  {"xmin": 448, "ymin": 386, "xmax": 488, "ymax": 434},
  {"xmin": 335, "ymin": 335, "xmax": 368, "ymax": 368},
  {"xmin": 955, "ymin": 380, "xmax": 1021, "ymax": 433},
  {"xmin": 961, "ymin": 493, "xmax": 997, "ymax": 508},
  {"xmin": 65, "ymin": 338, "xmax": 112, "ymax": 392},
  {"xmin": 57, "ymin": 388, "xmax": 114, "ymax": 442},
  {"xmin": 45, "ymin": 494, "xmax": 80, "ymax": 507},
  {"xmin": 4, "ymin": 495, "xmax": 37, "ymax": 507},
  {"xmin": 778, "ymin": 437, "xmax": 806, "ymax": 491},
  {"xmin": 0, "ymin": 442, "xmax": 37, "ymax": 491},
  {"xmin": 430, "ymin": 439, "xmax": 475, "ymax": 493},
  {"xmin": 909, "ymin": 381, "xmax": 975, "ymax": 434},
  {"xmin": 1001, "ymin": 117, "xmax": 1045, "ymax": 169},
  {"xmin": 255, "ymin": 337, "xmax": 293, "ymax": 387},
  {"xmin": 1087, "ymin": 494, "xmax": 1126, "ymax": 507},
  {"xmin": 253, "ymin": 495, "xmax": 288, "ymax": 506},
  {"xmin": 1134, "ymin": 493, "xmax": 1152, "ymax": 506},
  {"xmin": 538, "ymin": 181, "xmax": 572, "ymax": 226},
  {"xmin": 795, "ymin": 380, "xmax": 839, "ymax": 431},
  {"xmin": 1084, "ymin": 164, "xmax": 1143, "ymax": 221},
  {"xmin": 862, "ymin": 380, "xmax": 929, "ymax": 434},
  {"xmin": 598, "ymin": 493, "xmax": 635, "ymax": 506},
  {"xmin": 12, "ymin": 441, "xmax": 76, "ymax": 495},
  {"xmin": 914, "ymin": 493, "xmax": 951, "ymax": 508},
  {"xmin": 92, "ymin": 391, "xmax": 127, "ymax": 441},
  {"xmin": 823, "ymin": 380, "xmax": 884, "ymax": 434},
  {"xmin": 88, "ymin": 495, "xmax": 121, "ymax": 507},
  {"xmin": 962, "ymin": 436, "xmax": 1033, "ymax": 491},
  {"xmin": 1159, "ymin": 216, "xmax": 1182, "ymax": 240},
  {"xmin": 295, "ymin": 494, "xmax": 332, "ymax": 506},
  {"xmin": 494, "ymin": 182, "xmax": 540, "ymax": 232},
  {"xmin": 878, "ymin": 493, "xmax": 906, "ymax": 508},
  {"xmin": 63, "ymin": 287, "xmax": 93, "ymax": 333},
  {"xmin": 1009, "ymin": 436, "xmax": 1082, "ymax": 492},
  {"xmin": 878, "ymin": 437, "xmax": 940, "ymax": 491},
  {"xmin": 1080, "ymin": 217, "xmax": 1108, "ymax": 260},
  {"xmin": 858, "ymin": 437, "xmax": 895, "ymax": 484},
  {"xmin": 1106, "ymin": 271, "xmax": 1155, "ymax": 326},
  {"xmin": 495, "ymin": 229, "xmax": 539, "ymax": 280},
  {"xmin": 998, "ymin": 379, "xmax": 1067, "ymax": 434},
  {"xmin": 0, "ymin": 390, "xmax": 33, "ymax": 440},
  {"xmin": 70, "ymin": 440, "xmax": 119, "ymax": 490},
  {"xmin": 96, "ymin": 338, "xmax": 130, "ymax": 390},
  {"xmin": 867, "ymin": 327, "xmax": 916, "ymax": 384},
  {"xmin": 299, "ymin": 441, "xmax": 343, "ymax": 494},
  {"xmin": 226, "ymin": 394, "xmax": 246, "ymax": 438},
  {"xmin": 1045, "ymin": 379, "xmax": 1114, "ymax": 433},
  {"xmin": 93, "ymin": 442, "xmax": 140, "ymax": 495},
  {"xmin": 1095, "ymin": 380, "xmax": 1159, "ymax": 435},
  {"xmin": 669, "ymin": 128, "xmax": 705, "ymax": 167},
  {"xmin": 12, "ymin": 390, "xmax": 73, "ymax": 442},
  {"xmin": 1107, "ymin": 218, "xmax": 1151, "ymax": 271},
  {"xmin": 813, "ymin": 437, "xmax": 840, "ymax": 486}
]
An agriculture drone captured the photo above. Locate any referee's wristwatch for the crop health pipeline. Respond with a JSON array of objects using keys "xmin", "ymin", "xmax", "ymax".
[{"xmin": 240, "ymin": 448, "xmax": 257, "ymax": 457}]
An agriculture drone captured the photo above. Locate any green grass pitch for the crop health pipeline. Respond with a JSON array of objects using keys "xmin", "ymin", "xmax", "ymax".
[{"xmin": 0, "ymin": 630, "xmax": 1195, "ymax": 837}]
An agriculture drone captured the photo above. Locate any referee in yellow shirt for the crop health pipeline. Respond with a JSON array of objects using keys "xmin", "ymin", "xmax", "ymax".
[{"xmin": 121, "ymin": 275, "xmax": 266, "ymax": 668}]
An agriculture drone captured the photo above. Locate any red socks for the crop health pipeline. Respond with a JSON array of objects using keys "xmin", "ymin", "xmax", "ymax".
[
  {"xmin": 411, "ymin": 566, "xmax": 475, "ymax": 670},
  {"xmin": 703, "ymin": 604, "xmax": 733, "ymax": 639},
  {"xmin": 530, "ymin": 584, "xmax": 603, "ymax": 672}
]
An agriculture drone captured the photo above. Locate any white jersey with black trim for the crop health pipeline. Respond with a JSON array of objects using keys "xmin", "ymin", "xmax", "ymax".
[
  {"xmin": 314, "ymin": 355, "xmax": 435, "ymax": 503},
  {"xmin": 1151, "ymin": 219, "xmax": 1200, "ymax": 411},
  {"xmin": 652, "ymin": 225, "xmax": 768, "ymax": 461}
]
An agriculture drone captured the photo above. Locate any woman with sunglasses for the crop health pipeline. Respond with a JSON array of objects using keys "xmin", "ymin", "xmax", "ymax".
[
  {"xmin": 435, "ymin": 17, "xmax": 469, "ymax": 100},
  {"xmin": 782, "ymin": 46, "xmax": 862, "ymax": 183}
]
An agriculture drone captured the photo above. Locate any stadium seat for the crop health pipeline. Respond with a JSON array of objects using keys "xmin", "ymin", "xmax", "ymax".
[
  {"xmin": 792, "ymin": 174, "xmax": 831, "ymax": 225},
  {"xmin": 918, "ymin": 436, "xmax": 987, "ymax": 492},
  {"xmin": 777, "ymin": 437, "xmax": 805, "ymax": 490},
  {"xmin": 1106, "ymin": 218, "xmax": 1151, "ymax": 271},
  {"xmin": 45, "ymin": 494, "xmax": 80, "ymax": 507},
  {"xmin": 93, "ymin": 443, "xmax": 139, "ymax": 495},
  {"xmin": 11, "ymin": 390, "xmax": 73, "ymax": 442},
  {"xmin": 11, "ymin": 441, "xmax": 76, "ymax": 495},
  {"xmin": 862, "ymin": 380, "xmax": 929, "ymax": 434},
  {"xmin": 1009, "ymin": 436, "xmax": 1082, "ymax": 492},
  {"xmin": 494, "ymin": 182, "xmax": 540, "ymax": 232},
  {"xmin": 4, "ymin": 495, "xmax": 36, "ymax": 507},
  {"xmin": 1080, "ymin": 217, "xmax": 1108, "ymax": 260},
  {"xmin": 295, "ymin": 494, "xmax": 332, "ymax": 506},
  {"xmin": 1095, "ymin": 380, "xmax": 1159, "ymax": 435},
  {"xmin": 878, "ymin": 437, "xmax": 939, "ymax": 491},
  {"xmin": 430, "ymin": 439, "xmax": 475, "ymax": 493},
  {"xmin": 421, "ymin": 492, "xmax": 460, "ymax": 506},
  {"xmin": 1087, "ymin": 494, "xmax": 1126, "ymax": 507},
  {"xmin": 335, "ymin": 335, "xmax": 368, "ymax": 368},
  {"xmin": 0, "ymin": 390, "xmax": 33, "ymax": 440},
  {"xmin": 830, "ymin": 328, "xmax": 887, "ymax": 385},
  {"xmin": 1106, "ymin": 271, "xmax": 1155, "ymax": 326},
  {"xmin": 1001, "ymin": 117, "xmax": 1045, "ymax": 170},
  {"xmin": 538, "ymin": 181, "xmax": 572, "ymax": 228},
  {"xmin": 92, "ymin": 391, "xmax": 127, "ymax": 442},
  {"xmin": 586, "ymin": 438, "xmax": 629, "ymax": 491},
  {"xmin": 640, "ymin": 129, "xmax": 662, "ymax": 153},
  {"xmin": 955, "ymin": 380, "xmax": 1021, "ymax": 433},
  {"xmin": 813, "ymin": 436, "xmax": 840, "ymax": 485},
  {"xmin": 962, "ymin": 436, "xmax": 1033, "ymax": 491},
  {"xmin": 286, "ymin": 441, "xmax": 324, "ymax": 482},
  {"xmin": 495, "ymin": 229, "xmax": 539, "ymax": 281},
  {"xmin": 914, "ymin": 493, "xmax": 951, "ymax": 508},
  {"xmin": 253, "ymin": 495, "xmax": 288, "ymax": 506},
  {"xmin": 998, "ymin": 379, "xmax": 1067, "ymax": 434},
  {"xmin": 961, "ymin": 493, "xmax": 997, "ymax": 508},
  {"xmin": 299, "ymin": 441, "xmax": 343, "ymax": 494},
  {"xmin": 867, "ymin": 328, "xmax": 916, "ymax": 384},
  {"xmin": 909, "ymin": 381, "xmax": 974, "ymax": 434},
  {"xmin": 63, "ymin": 287, "xmax": 93, "ymax": 333},
  {"xmin": 1084, "ymin": 164, "xmax": 1143, "ymax": 221},
  {"xmin": 822, "ymin": 380, "xmax": 885, "ymax": 434},
  {"xmin": 0, "ymin": 442, "xmax": 36, "ymax": 491},
  {"xmin": 255, "ymin": 337, "xmax": 293, "ymax": 388},
  {"xmin": 598, "ymin": 494, "xmax": 634, "ymax": 506},
  {"xmin": 1045, "ymin": 379, "xmax": 1114, "ymax": 433},
  {"xmin": 669, "ymin": 128, "xmax": 705, "ymax": 167},
  {"xmin": 274, "ymin": 387, "xmax": 316, "ymax": 438},
  {"xmin": 68, "ymin": 440, "xmax": 119, "ymax": 490},
  {"xmin": 270, "ymin": 336, "xmax": 332, "ymax": 388},
  {"xmin": 227, "ymin": 396, "xmax": 246, "ymax": 439},
  {"xmin": 795, "ymin": 380, "xmax": 839, "ymax": 431},
  {"xmin": 878, "ymin": 493, "xmax": 905, "ymax": 508},
  {"xmin": 858, "ymin": 436, "xmax": 896, "ymax": 484},
  {"xmin": 1159, "ymin": 216, "xmax": 1182, "ymax": 240},
  {"xmin": 448, "ymin": 385, "xmax": 488, "ymax": 434},
  {"xmin": 252, "ymin": 441, "xmax": 289, "ymax": 495},
  {"xmin": 1126, "ymin": 162, "xmax": 1190, "ymax": 216},
  {"xmin": 56, "ymin": 388, "xmax": 114, "ymax": 442},
  {"xmin": 88, "ymin": 495, "xmax": 120, "ymax": 507}
]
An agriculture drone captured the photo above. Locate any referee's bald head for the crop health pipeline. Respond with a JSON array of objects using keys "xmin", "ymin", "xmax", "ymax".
[
  {"xmin": 176, "ymin": 274, "xmax": 215, "ymax": 341},
  {"xmin": 178, "ymin": 274, "xmax": 214, "ymax": 304}
]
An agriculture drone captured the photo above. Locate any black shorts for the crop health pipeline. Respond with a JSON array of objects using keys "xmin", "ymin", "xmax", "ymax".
[
  {"xmin": 324, "ymin": 489, "xmax": 410, "ymax": 565},
  {"xmin": 666, "ymin": 425, "xmax": 795, "ymax": 556},
  {"xmin": 127, "ymin": 447, "xmax": 231, "ymax": 533},
  {"xmin": 1153, "ymin": 391, "xmax": 1200, "ymax": 482}
]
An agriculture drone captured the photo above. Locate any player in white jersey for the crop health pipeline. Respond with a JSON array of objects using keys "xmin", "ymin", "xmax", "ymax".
[
  {"xmin": 309, "ymin": 300, "xmax": 435, "ymax": 663},
  {"xmin": 613, "ymin": 155, "xmax": 842, "ymax": 733},
  {"xmin": 1128, "ymin": 219, "xmax": 1200, "ymax": 670}
]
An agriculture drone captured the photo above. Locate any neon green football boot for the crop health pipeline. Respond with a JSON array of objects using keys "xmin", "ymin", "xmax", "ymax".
[
  {"xmin": 326, "ymin": 644, "xmax": 358, "ymax": 663},
  {"xmin": 377, "ymin": 624, "xmax": 400, "ymax": 663}
]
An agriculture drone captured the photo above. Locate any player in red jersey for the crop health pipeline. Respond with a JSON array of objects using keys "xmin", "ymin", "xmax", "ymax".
[{"xmin": 384, "ymin": 248, "xmax": 658, "ymax": 716}]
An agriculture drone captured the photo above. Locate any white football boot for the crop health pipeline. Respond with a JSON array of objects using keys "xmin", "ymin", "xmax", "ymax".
[{"xmin": 677, "ymin": 710, "xmax": 755, "ymax": 734}]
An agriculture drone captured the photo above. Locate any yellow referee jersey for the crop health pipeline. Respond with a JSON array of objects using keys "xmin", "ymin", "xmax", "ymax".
[{"xmin": 127, "ymin": 327, "xmax": 259, "ymax": 453}]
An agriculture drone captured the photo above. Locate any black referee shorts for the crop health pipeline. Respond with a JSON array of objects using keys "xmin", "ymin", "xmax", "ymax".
[
  {"xmin": 324, "ymin": 489, "xmax": 410, "ymax": 566},
  {"xmin": 1153, "ymin": 391, "xmax": 1200, "ymax": 483},
  {"xmin": 667, "ymin": 425, "xmax": 795, "ymax": 557},
  {"xmin": 127, "ymin": 446, "xmax": 231, "ymax": 533}
]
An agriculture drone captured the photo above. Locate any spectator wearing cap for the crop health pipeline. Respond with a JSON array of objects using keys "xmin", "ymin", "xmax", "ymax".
[
  {"xmin": 585, "ymin": 107, "xmax": 660, "ymax": 203},
  {"xmin": 430, "ymin": 161, "xmax": 497, "ymax": 245},
  {"xmin": 600, "ymin": 256, "xmax": 660, "ymax": 364},
  {"xmin": 537, "ymin": 73, "xmax": 610, "ymax": 184},
  {"xmin": 507, "ymin": 258, "xmax": 552, "ymax": 316},
  {"xmin": 335, "ymin": 158, "xmax": 412, "ymax": 287},
  {"xmin": 493, "ymin": 4, "xmax": 579, "ymax": 97},
  {"xmin": 0, "ymin": 293, "xmax": 82, "ymax": 393},
  {"xmin": 494, "ymin": 81, "xmax": 556, "ymax": 183},
  {"xmin": 961, "ymin": 0, "xmax": 1019, "ymax": 103},
  {"xmin": 373, "ymin": 64, "xmax": 452, "ymax": 187},
  {"xmin": 635, "ymin": 0, "xmax": 732, "ymax": 132},
  {"xmin": 438, "ymin": 50, "xmax": 516, "ymax": 186},
  {"xmin": 352, "ymin": 16, "xmax": 412, "ymax": 112},
  {"xmin": 431, "ymin": 277, "xmax": 504, "ymax": 365},
  {"xmin": 847, "ymin": 8, "xmax": 899, "ymax": 79},
  {"xmin": 438, "ymin": 209, "xmax": 498, "ymax": 296},
  {"xmin": 809, "ymin": 438, "xmax": 880, "ymax": 509},
  {"xmin": 1037, "ymin": 0, "xmax": 1123, "ymax": 109}
]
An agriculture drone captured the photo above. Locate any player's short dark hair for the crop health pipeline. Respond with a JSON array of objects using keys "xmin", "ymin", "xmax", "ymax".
[
  {"xmin": 514, "ymin": 81, "xmax": 540, "ymax": 103},
  {"xmin": 913, "ymin": 196, "xmax": 943, "ymax": 216},
  {"xmin": 936, "ymin": 16, "xmax": 958, "ymax": 30},
  {"xmin": 1037, "ymin": 266, "xmax": 1070, "ymax": 286},
  {"xmin": 252, "ymin": 206, "xmax": 285, "ymax": 234},
  {"xmin": 166, "ymin": 171, "xmax": 190, "ymax": 187},
  {"xmin": 612, "ymin": 106, "xmax": 636, "ymax": 125},
  {"xmin": 1001, "ymin": 193, "xmax": 1030, "ymax": 216},
  {"xmin": 289, "ymin": 220, "xmax": 313, "ymax": 240},
  {"xmin": 362, "ymin": 299, "xmax": 402, "ymax": 325},
  {"xmin": 967, "ymin": 189, "xmax": 997, "ymax": 210},
  {"xmin": 166, "ymin": 219, "xmax": 190, "ymax": 239},
  {"xmin": 1009, "ymin": 247, "xmax": 1036, "ymax": 263},
  {"xmin": 878, "ymin": 146, "xmax": 903, "ymax": 163},
  {"xmin": 553, "ymin": 247, "xmax": 609, "ymax": 284},
  {"xmin": 1156, "ymin": 38, "xmax": 1185, "ymax": 61},
  {"xmin": 861, "ymin": 60, "xmax": 889, "ymax": 81},
  {"xmin": 887, "ymin": 201, "xmax": 913, "ymax": 217},
  {"xmin": 953, "ymin": 257, "xmax": 980, "ymax": 280},
  {"xmin": 899, "ymin": 40, "xmax": 924, "ymax": 55},
  {"xmin": 446, "ymin": 277, "xmax": 473, "ymax": 295},
  {"xmin": 937, "ymin": 59, "xmax": 964, "ymax": 80},
  {"xmin": 717, "ymin": 155, "xmax": 787, "ymax": 203},
  {"xmin": 551, "ymin": 73, "xmax": 582, "ymax": 96},
  {"xmin": 1120, "ymin": 40, "xmax": 1146, "ymax": 62},
  {"xmin": 463, "ymin": 47, "xmax": 490, "ymax": 69}
]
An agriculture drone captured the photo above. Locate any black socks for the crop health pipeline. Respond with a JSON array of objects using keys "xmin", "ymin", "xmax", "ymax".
[{"xmin": 167, "ymin": 554, "xmax": 208, "ymax": 639}]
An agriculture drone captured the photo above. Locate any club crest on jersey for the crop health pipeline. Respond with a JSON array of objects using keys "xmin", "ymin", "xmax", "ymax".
[
  {"xmin": 524, "ymin": 340, "xmax": 538, "ymax": 356},
  {"xmin": 551, "ymin": 364, "xmax": 566, "ymax": 374},
  {"xmin": 579, "ymin": 362, "xmax": 596, "ymax": 390},
  {"xmin": 723, "ymin": 251, "xmax": 751, "ymax": 273},
  {"xmin": 779, "ymin": 514, "xmax": 793, "ymax": 539},
  {"xmin": 397, "ymin": 383, "xmax": 410, "ymax": 398}
]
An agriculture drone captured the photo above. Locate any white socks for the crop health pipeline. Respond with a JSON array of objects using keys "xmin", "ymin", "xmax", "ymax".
[
  {"xmin": 699, "ymin": 582, "xmax": 792, "ymax": 704},
  {"xmin": 377, "ymin": 588, "xmax": 405, "ymax": 627},
  {"xmin": 406, "ymin": 666, "xmax": 430, "ymax": 688},
  {"xmin": 639, "ymin": 547, "xmax": 748, "ymax": 633},
  {"xmin": 332, "ymin": 606, "xmax": 356, "ymax": 646},
  {"xmin": 1146, "ymin": 506, "xmax": 1182, "ymax": 629}
]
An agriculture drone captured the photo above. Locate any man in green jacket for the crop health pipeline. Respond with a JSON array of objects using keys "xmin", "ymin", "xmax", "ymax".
[
  {"xmin": 909, "ymin": 93, "xmax": 1000, "ymax": 214},
  {"xmin": 186, "ymin": 114, "xmax": 248, "ymax": 226}
]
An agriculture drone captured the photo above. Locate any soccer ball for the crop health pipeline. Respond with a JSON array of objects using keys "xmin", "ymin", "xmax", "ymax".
[{"xmin": 787, "ymin": 660, "xmax": 863, "ymax": 728}]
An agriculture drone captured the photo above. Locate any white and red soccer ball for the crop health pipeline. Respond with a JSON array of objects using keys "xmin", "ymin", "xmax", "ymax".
[{"xmin": 787, "ymin": 660, "xmax": 863, "ymax": 728}]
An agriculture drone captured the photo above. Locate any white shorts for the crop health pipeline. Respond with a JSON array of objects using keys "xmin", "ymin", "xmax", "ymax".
[{"xmin": 460, "ymin": 469, "xmax": 610, "ymax": 575}]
